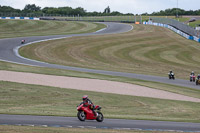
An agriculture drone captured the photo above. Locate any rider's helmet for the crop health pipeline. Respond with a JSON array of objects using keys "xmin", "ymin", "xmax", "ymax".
[
  {"xmin": 170, "ymin": 70, "xmax": 172, "ymax": 73},
  {"xmin": 192, "ymin": 71, "xmax": 194, "ymax": 74},
  {"xmin": 82, "ymin": 95, "xmax": 88, "ymax": 102}
]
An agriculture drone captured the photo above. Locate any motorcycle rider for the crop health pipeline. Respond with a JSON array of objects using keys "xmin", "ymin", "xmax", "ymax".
[
  {"xmin": 198, "ymin": 74, "xmax": 200, "ymax": 80},
  {"xmin": 190, "ymin": 71, "xmax": 196, "ymax": 82},
  {"xmin": 169, "ymin": 70, "xmax": 174, "ymax": 76},
  {"xmin": 169, "ymin": 70, "xmax": 173, "ymax": 74},
  {"xmin": 168, "ymin": 70, "xmax": 175, "ymax": 79},
  {"xmin": 190, "ymin": 71, "xmax": 195, "ymax": 76},
  {"xmin": 82, "ymin": 95, "xmax": 96, "ymax": 116}
]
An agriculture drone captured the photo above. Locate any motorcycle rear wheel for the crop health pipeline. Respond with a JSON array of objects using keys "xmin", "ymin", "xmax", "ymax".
[
  {"xmin": 77, "ymin": 111, "xmax": 86, "ymax": 121},
  {"xmin": 96, "ymin": 112, "xmax": 104, "ymax": 122}
]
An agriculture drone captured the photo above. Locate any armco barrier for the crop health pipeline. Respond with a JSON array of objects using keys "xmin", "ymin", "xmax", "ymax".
[
  {"xmin": 150, "ymin": 17, "xmax": 198, "ymax": 37},
  {"xmin": 143, "ymin": 21, "xmax": 200, "ymax": 43},
  {"xmin": 194, "ymin": 36, "xmax": 200, "ymax": 42},
  {"xmin": 0, "ymin": 17, "xmax": 40, "ymax": 20}
]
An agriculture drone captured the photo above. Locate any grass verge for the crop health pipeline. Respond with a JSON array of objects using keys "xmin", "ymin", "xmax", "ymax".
[
  {"xmin": 1, "ymin": 80, "xmax": 200, "ymax": 122},
  {"xmin": 0, "ymin": 19, "xmax": 106, "ymax": 38},
  {"xmin": 189, "ymin": 20, "xmax": 200, "ymax": 27},
  {"xmin": 19, "ymin": 24, "xmax": 200, "ymax": 79},
  {"xmin": 0, "ymin": 125, "xmax": 179, "ymax": 133}
]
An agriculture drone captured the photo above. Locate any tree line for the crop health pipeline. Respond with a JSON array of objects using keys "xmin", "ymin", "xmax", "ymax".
[
  {"xmin": 143, "ymin": 8, "xmax": 200, "ymax": 16},
  {"xmin": 0, "ymin": 4, "xmax": 200, "ymax": 17},
  {"xmin": 0, "ymin": 4, "xmax": 128, "ymax": 16}
]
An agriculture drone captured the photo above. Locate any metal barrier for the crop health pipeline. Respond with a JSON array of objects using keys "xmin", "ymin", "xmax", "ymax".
[
  {"xmin": 150, "ymin": 17, "xmax": 200, "ymax": 37},
  {"xmin": 0, "ymin": 17, "xmax": 40, "ymax": 20},
  {"xmin": 143, "ymin": 21, "xmax": 200, "ymax": 43}
]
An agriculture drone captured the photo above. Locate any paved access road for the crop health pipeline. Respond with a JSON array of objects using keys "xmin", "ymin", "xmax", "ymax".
[{"xmin": 1, "ymin": 114, "xmax": 200, "ymax": 132}]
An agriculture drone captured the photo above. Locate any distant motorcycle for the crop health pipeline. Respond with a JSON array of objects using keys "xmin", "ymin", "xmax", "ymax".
[
  {"xmin": 196, "ymin": 78, "xmax": 200, "ymax": 85},
  {"xmin": 77, "ymin": 102, "xmax": 103, "ymax": 122},
  {"xmin": 190, "ymin": 75, "xmax": 196, "ymax": 82},
  {"xmin": 21, "ymin": 39, "xmax": 25, "ymax": 44},
  {"xmin": 168, "ymin": 73, "xmax": 175, "ymax": 80}
]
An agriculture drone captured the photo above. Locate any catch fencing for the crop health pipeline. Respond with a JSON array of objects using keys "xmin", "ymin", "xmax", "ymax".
[
  {"xmin": 143, "ymin": 21, "xmax": 200, "ymax": 43},
  {"xmin": 40, "ymin": 15, "xmax": 142, "ymax": 23},
  {"xmin": 150, "ymin": 17, "xmax": 200, "ymax": 37},
  {"xmin": 0, "ymin": 13, "xmax": 143, "ymax": 23}
]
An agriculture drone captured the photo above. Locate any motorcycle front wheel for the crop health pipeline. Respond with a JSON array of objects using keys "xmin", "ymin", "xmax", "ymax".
[
  {"xmin": 77, "ymin": 111, "xmax": 86, "ymax": 121},
  {"xmin": 96, "ymin": 112, "xmax": 104, "ymax": 122}
]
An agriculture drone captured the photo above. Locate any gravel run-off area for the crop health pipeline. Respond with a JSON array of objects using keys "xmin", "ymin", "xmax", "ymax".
[{"xmin": 1, "ymin": 70, "xmax": 200, "ymax": 103}]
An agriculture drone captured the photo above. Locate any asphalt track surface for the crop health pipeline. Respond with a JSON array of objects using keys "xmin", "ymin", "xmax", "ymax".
[
  {"xmin": 0, "ymin": 22, "xmax": 200, "ymax": 131},
  {"xmin": 0, "ymin": 114, "xmax": 200, "ymax": 132}
]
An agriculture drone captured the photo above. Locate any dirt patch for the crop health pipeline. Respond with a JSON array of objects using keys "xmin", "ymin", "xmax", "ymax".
[{"xmin": 0, "ymin": 70, "xmax": 200, "ymax": 102}]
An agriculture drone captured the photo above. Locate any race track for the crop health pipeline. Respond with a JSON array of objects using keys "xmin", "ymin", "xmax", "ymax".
[
  {"xmin": 1, "ymin": 114, "xmax": 200, "ymax": 132},
  {"xmin": 0, "ymin": 22, "xmax": 199, "ymax": 89},
  {"xmin": 0, "ymin": 22, "xmax": 200, "ymax": 131}
]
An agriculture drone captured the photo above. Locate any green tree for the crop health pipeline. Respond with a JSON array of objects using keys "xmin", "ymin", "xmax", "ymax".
[
  {"xmin": 110, "ymin": 11, "xmax": 122, "ymax": 16},
  {"xmin": 0, "ymin": 5, "xmax": 20, "ymax": 13},
  {"xmin": 23, "ymin": 4, "xmax": 41, "ymax": 13},
  {"xmin": 58, "ymin": 7, "xmax": 73, "ymax": 15},
  {"xmin": 73, "ymin": 7, "xmax": 86, "ymax": 16}
]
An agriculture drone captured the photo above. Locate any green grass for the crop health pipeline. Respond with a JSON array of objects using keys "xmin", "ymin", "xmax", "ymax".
[
  {"xmin": 0, "ymin": 125, "xmax": 179, "ymax": 133},
  {"xmin": 173, "ymin": 17, "xmax": 200, "ymax": 28},
  {"xmin": 1, "ymin": 81, "xmax": 200, "ymax": 123},
  {"xmin": 19, "ymin": 24, "xmax": 200, "ymax": 79},
  {"xmin": 174, "ymin": 17, "xmax": 190, "ymax": 22},
  {"xmin": 1, "ymin": 60, "xmax": 200, "ymax": 123},
  {"xmin": 188, "ymin": 20, "xmax": 200, "ymax": 27},
  {"xmin": 57, "ymin": 16, "xmax": 176, "ymax": 23},
  {"xmin": 0, "ymin": 19, "xmax": 106, "ymax": 38}
]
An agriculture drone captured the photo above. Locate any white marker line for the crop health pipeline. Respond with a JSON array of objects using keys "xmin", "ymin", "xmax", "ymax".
[
  {"xmin": 41, "ymin": 125, "xmax": 48, "ymax": 127},
  {"xmin": 85, "ymin": 126, "xmax": 96, "ymax": 129},
  {"xmin": 0, "ymin": 59, "xmax": 46, "ymax": 67},
  {"xmin": 14, "ymin": 36, "xmax": 70, "ymax": 64},
  {"xmin": 64, "ymin": 125, "xmax": 73, "ymax": 128},
  {"xmin": 77, "ymin": 126, "xmax": 85, "ymax": 128}
]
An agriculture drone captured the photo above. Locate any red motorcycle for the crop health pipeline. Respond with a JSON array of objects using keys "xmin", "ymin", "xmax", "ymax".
[{"xmin": 77, "ymin": 102, "xmax": 104, "ymax": 122}]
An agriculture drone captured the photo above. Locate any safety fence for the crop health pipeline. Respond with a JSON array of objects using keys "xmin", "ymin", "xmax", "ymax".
[
  {"xmin": 0, "ymin": 17, "xmax": 40, "ymax": 20},
  {"xmin": 143, "ymin": 21, "xmax": 200, "ymax": 43},
  {"xmin": 40, "ymin": 16, "xmax": 141, "ymax": 23},
  {"xmin": 150, "ymin": 17, "xmax": 199, "ymax": 37}
]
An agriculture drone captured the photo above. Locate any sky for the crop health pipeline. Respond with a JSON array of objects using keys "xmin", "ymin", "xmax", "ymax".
[{"xmin": 0, "ymin": 0, "xmax": 199, "ymax": 14}]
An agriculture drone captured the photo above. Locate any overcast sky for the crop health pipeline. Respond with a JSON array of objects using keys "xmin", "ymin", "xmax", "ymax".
[{"xmin": 0, "ymin": 0, "xmax": 199, "ymax": 14}]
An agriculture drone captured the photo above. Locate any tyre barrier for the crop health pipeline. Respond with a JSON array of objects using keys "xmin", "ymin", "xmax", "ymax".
[
  {"xmin": 0, "ymin": 17, "xmax": 40, "ymax": 20},
  {"xmin": 143, "ymin": 21, "xmax": 200, "ymax": 43}
]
